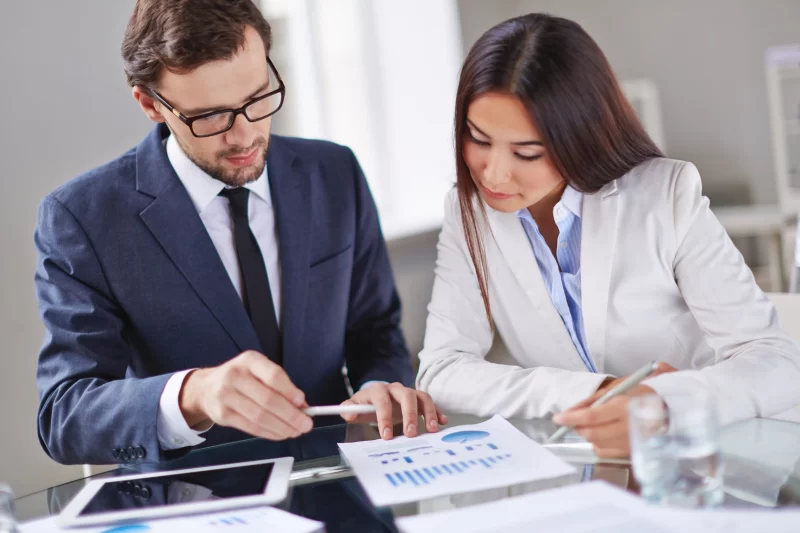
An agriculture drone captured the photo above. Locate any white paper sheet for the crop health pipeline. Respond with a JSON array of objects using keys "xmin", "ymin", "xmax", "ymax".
[
  {"xmin": 648, "ymin": 507, "xmax": 800, "ymax": 533},
  {"xmin": 338, "ymin": 414, "xmax": 576, "ymax": 506},
  {"xmin": 396, "ymin": 481, "xmax": 672, "ymax": 533},
  {"xmin": 397, "ymin": 480, "xmax": 800, "ymax": 533},
  {"xmin": 21, "ymin": 506, "xmax": 323, "ymax": 533}
]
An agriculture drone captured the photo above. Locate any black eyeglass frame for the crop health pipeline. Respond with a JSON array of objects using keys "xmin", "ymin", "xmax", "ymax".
[{"xmin": 148, "ymin": 56, "xmax": 286, "ymax": 138}]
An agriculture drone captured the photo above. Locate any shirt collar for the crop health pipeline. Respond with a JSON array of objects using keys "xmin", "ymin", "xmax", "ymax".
[
  {"xmin": 165, "ymin": 133, "xmax": 271, "ymax": 214},
  {"xmin": 516, "ymin": 184, "xmax": 583, "ymax": 221},
  {"xmin": 560, "ymin": 185, "xmax": 583, "ymax": 219}
]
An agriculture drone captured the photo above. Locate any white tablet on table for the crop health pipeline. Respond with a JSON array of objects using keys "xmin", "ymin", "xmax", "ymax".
[{"xmin": 58, "ymin": 457, "xmax": 293, "ymax": 528}]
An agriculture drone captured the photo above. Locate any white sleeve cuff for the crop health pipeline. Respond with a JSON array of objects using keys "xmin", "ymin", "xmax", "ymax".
[
  {"xmin": 157, "ymin": 369, "xmax": 211, "ymax": 450},
  {"xmin": 359, "ymin": 380, "xmax": 389, "ymax": 391}
]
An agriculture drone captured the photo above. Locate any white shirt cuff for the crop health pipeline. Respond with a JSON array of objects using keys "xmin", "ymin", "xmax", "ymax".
[
  {"xmin": 157, "ymin": 369, "xmax": 212, "ymax": 450},
  {"xmin": 360, "ymin": 380, "xmax": 389, "ymax": 390}
]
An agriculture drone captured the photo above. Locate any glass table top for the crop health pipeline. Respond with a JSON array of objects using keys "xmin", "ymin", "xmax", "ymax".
[{"xmin": 15, "ymin": 414, "xmax": 800, "ymax": 532}]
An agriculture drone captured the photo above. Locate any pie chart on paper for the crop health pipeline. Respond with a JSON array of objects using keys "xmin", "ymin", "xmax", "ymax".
[{"xmin": 441, "ymin": 430, "xmax": 490, "ymax": 443}]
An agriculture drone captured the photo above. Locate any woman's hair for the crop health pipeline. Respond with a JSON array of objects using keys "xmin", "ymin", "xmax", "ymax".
[{"xmin": 454, "ymin": 13, "xmax": 663, "ymax": 325}]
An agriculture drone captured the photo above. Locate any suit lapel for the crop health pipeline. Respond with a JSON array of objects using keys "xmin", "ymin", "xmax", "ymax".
[
  {"xmin": 580, "ymin": 181, "xmax": 620, "ymax": 373},
  {"xmin": 136, "ymin": 125, "xmax": 260, "ymax": 353},
  {"xmin": 267, "ymin": 136, "xmax": 311, "ymax": 383},
  {"xmin": 485, "ymin": 206, "xmax": 579, "ymax": 361}
]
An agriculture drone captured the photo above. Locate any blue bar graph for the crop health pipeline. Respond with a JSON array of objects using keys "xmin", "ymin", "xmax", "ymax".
[
  {"xmin": 212, "ymin": 516, "xmax": 249, "ymax": 526},
  {"xmin": 404, "ymin": 456, "xmax": 413, "ymax": 463},
  {"xmin": 385, "ymin": 452, "xmax": 514, "ymax": 488},
  {"xmin": 413, "ymin": 469, "xmax": 429, "ymax": 484}
]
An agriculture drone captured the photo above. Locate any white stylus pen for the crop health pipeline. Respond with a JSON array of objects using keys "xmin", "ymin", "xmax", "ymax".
[
  {"xmin": 303, "ymin": 405, "xmax": 377, "ymax": 416},
  {"xmin": 547, "ymin": 361, "xmax": 660, "ymax": 443}
]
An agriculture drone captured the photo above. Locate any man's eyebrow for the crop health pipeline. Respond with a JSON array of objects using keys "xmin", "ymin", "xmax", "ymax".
[{"xmin": 182, "ymin": 80, "xmax": 271, "ymax": 116}]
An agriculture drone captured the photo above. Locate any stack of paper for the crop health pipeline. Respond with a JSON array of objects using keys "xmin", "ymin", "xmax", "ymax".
[
  {"xmin": 338, "ymin": 414, "xmax": 576, "ymax": 506},
  {"xmin": 21, "ymin": 506, "xmax": 323, "ymax": 533}
]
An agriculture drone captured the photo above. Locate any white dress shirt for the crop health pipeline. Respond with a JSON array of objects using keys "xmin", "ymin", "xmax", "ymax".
[{"xmin": 156, "ymin": 134, "xmax": 281, "ymax": 450}]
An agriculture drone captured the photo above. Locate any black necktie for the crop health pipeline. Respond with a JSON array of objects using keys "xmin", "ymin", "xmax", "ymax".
[{"xmin": 219, "ymin": 188, "xmax": 282, "ymax": 365}]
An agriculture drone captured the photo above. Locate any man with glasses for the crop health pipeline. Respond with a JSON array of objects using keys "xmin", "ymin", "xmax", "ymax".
[{"xmin": 34, "ymin": 0, "xmax": 444, "ymax": 466}]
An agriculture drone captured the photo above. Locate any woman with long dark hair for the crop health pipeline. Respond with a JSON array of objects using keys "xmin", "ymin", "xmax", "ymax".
[{"xmin": 416, "ymin": 13, "xmax": 800, "ymax": 457}]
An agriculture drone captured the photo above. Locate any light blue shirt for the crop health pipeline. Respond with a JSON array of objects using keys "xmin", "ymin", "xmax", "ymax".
[{"xmin": 516, "ymin": 186, "xmax": 596, "ymax": 373}]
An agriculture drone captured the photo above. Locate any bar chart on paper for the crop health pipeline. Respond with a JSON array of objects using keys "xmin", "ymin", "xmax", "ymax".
[
  {"xmin": 382, "ymin": 452, "xmax": 514, "ymax": 487},
  {"xmin": 339, "ymin": 415, "xmax": 576, "ymax": 506}
]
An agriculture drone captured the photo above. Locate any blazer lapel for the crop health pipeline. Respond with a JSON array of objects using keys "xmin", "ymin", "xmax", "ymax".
[
  {"xmin": 580, "ymin": 181, "xmax": 620, "ymax": 373},
  {"xmin": 485, "ymin": 206, "xmax": 579, "ymax": 361},
  {"xmin": 136, "ymin": 125, "xmax": 260, "ymax": 353},
  {"xmin": 267, "ymin": 136, "xmax": 311, "ymax": 384}
]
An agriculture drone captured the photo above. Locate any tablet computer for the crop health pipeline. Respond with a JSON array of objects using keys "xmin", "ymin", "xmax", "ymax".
[{"xmin": 58, "ymin": 457, "xmax": 294, "ymax": 528}]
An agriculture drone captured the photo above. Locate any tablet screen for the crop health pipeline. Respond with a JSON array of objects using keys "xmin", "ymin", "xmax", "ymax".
[{"xmin": 78, "ymin": 462, "xmax": 275, "ymax": 516}]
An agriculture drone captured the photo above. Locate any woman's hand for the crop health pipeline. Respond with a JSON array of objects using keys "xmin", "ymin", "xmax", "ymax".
[
  {"xmin": 552, "ymin": 362, "xmax": 677, "ymax": 458},
  {"xmin": 553, "ymin": 384, "xmax": 657, "ymax": 457}
]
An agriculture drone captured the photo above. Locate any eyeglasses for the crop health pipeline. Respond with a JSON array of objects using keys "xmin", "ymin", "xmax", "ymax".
[{"xmin": 149, "ymin": 57, "xmax": 285, "ymax": 138}]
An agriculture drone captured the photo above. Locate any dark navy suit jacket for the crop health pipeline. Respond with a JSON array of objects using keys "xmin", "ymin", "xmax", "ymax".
[{"xmin": 34, "ymin": 124, "xmax": 413, "ymax": 465}]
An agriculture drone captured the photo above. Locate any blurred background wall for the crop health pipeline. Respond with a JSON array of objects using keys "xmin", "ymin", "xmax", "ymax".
[
  {"xmin": 459, "ymin": 0, "xmax": 800, "ymax": 207},
  {"xmin": 2, "ymin": 0, "xmax": 799, "ymax": 498}
]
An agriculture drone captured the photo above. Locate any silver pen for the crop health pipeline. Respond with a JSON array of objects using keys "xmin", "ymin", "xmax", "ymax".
[{"xmin": 546, "ymin": 361, "xmax": 660, "ymax": 444}]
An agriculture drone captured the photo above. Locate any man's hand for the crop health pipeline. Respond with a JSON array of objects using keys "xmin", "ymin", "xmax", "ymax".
[
  {"xmin": 552, "ymin": 362, "xmax": 677, "ymax": 458},
  {"xmin": 339, "ymin": 382, "xmax": 448, "ymax": 440},
  {"xmin": 179, "ymin": 351, "xmax": 313, "ymax": 441}
]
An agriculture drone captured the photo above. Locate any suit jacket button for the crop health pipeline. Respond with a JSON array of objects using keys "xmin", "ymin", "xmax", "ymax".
[
  {"xmin": 127, "ymin": 447, "xmax": 137, "ymax": 461},
  {"xmin": 133, "ymin": 484, "xmax": 142, "ymax": 497},
  {"xmin": 120, "ymin": 449, "xmax": 130, "ymax": 462},
  {"xmin": 135, "ymin": 446, "xmax": 146, "ymax": 459},
  {"xmin": 122, "ymin": 481, "xmax": 133, "ymax": 494},
  {"xmin": 111, "ymin": 448, "xmax": 120, "ymax": 460},
  {"xmin": 141, "ymin": 486, "xmax": 151, "ymax": 500}
]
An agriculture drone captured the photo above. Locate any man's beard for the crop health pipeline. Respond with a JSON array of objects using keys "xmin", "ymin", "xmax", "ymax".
[{"xmin": 177, "ymin": 135, "xmax": 269, "ymax": 187}]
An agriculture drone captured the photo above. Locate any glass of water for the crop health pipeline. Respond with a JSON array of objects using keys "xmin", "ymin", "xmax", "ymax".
[
  {"xmin": 0, "ymin": 483, "xmax": 18, "ymax": 533},
  {"xmin": 629, "ymin": 392, "xmax": 724, "ymax": 507}
]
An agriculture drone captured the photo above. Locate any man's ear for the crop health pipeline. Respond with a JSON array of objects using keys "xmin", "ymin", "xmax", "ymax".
[{"xmin": 132, "ymin": 86, "xmax": 166, "ymax": 124}]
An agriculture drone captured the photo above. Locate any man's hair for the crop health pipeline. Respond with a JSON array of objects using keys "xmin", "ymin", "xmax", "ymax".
[{"xmin": 121, "ymin": 0, "xmax": 272, "ymax": 88}]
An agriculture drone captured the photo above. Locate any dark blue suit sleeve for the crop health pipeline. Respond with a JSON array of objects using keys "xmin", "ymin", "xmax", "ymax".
[
  {"xmin": 342, "ymin": 150, "xmax": 414, "ymax": 389},
  {"xmin": 34, "ymin": 196, "xmax": 174, "ymax": 465}
]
